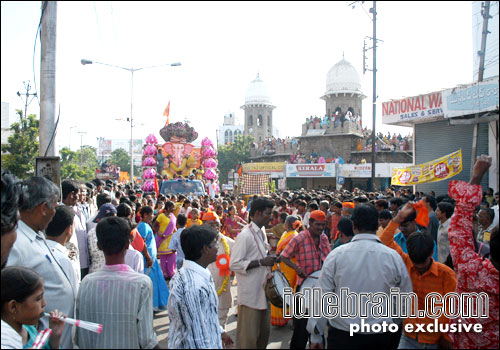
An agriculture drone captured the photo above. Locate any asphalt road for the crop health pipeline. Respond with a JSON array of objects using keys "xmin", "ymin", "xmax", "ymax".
[{"xmin": 154, "ymin": 278, "xmax": 294, "ymax": 349}]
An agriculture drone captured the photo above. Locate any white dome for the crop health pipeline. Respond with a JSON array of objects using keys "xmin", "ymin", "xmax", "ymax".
[
  {"xmin": 244, "ymin": 74, "xmax": 272, "ymax": 105},
  {"xmin": 325, "ymin": 59, "xmax": 362, "ymax": 94}
]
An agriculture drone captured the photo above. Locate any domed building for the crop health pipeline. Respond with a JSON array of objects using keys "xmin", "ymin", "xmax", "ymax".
[
  {"xmin": 241, "ymin": 74, "xmax": 276, "ymax": 142},
  {"xmin": 321, "ymin": 58, "xmax": 366, "ymax": 121}
]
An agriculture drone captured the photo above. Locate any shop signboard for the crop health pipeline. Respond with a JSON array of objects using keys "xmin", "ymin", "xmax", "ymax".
[
  {"xmin": 442, "ymin": 77, "xmax": 499, "ymax": 118},
  {"xmin": 242, "ymin": 162, "xmax": 286, "ymax": 173},
  {"xmin": 286, "ymin": 163, "xmax": 335, "ymax": 177},
  {"xmin": 382, "ymin": 91, "xmax": 443, "ymax": 125}
]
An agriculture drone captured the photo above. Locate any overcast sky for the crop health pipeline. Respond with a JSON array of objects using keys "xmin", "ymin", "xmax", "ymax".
[{"xmin": 1, "ymin": 1, "xmax": 476, "ymax": 152}]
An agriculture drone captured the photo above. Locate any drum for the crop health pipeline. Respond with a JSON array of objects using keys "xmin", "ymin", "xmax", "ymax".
[
  {"xmin": 268, "ymin": 236, "xmax": 279, "ymax": 252},
  {"xmin": 265, "ymin": 270, "xmax": 291, "ymax": 308},
  {"xmin": 295, "ymin": 270, "xmax": 321, "ymax": 310}
]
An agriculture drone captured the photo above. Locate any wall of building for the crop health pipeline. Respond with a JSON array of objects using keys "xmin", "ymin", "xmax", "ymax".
[
  {"xmin": 243, "ymin": 104, "xmax": 273, "ymax": 142},
  {"xmin": 323, "ymin": 93, "xmax": 363, "ymax": 118},
  {"xmin": 299, "ymin": 134, "xmax": 360, "ymax": 161}
]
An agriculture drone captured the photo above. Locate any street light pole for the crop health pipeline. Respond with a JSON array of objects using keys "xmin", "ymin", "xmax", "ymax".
[{"xmin": 81, "ymin": 59, "xmax": 181, "ymax": 186}]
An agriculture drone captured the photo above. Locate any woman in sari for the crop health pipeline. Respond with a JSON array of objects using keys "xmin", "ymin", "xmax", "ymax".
[
  {"xmin": 271, "ymin": 216, "xmax": 302, "ymax": 326},
  {"xmin": 222, "ymin": 205, "xmax": 247, "ymax": 239},
  {"xmin": 137, "ymin": 206, "xmax": 169, "ymax": 311},
  {"xmin": 154, "ymin": 201, "xmax": 177, "ymax": 279}
]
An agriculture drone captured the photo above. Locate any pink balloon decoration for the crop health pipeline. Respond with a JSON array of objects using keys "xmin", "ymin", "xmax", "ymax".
[
  {"xmin": 203, "ymin": 168, "xmax": 216, "ymax": 180},
  {"xmin": 142, "ymin": 181, "xmax": 154, "ymax": 192},
  {"xmin": 143, "ymin": 145, "xmax": 157, "ymax": 156},
  {"xmin": 202, "ymin": 147, "xmax": 216, "ymax": 158},
  {"xmin": 142, "ymin": 156, "xmax": 157, "ymax": 167},
  {"xmin": 201, "ymin": 137, "xmax": 213, "ymax": 147},
  {"xmin": 143, "ymin": 168, "xmax": 157, "ymax": 179},
  {"xmin": 203, "ymin": 158, "xmax": 217, "ymax": 169},
  {"xmin": 145, "ymin": 134, "xmax": 158, "ymax": 145}
]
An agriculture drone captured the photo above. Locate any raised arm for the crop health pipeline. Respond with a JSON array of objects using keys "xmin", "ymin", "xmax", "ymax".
[{"xmin": 448, "ymin": 155, "xmax": 493, "ymax": 287}]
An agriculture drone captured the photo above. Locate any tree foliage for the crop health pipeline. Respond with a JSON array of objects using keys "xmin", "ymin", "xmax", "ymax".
[
  {"xmin": 1, "ymin": 110, "xmax": 39, "ymax": 179},
  {"xmin": 216, "ymin": 134, "xmax": 254, "ymax": 184},
  {"xmin": 60, "ymin": 146, "xmax": 100, "ymax": 182},
  {"xmin": 109, "ymin": 148, "xmax": 130, "ymax": 173}
]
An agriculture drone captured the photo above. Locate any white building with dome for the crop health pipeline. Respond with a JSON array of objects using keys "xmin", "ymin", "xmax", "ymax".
[
  {"xmin": 241, "ymin": 74, "xmax": 277, "ymax": 142},
  {"xmin": 320, "ymin": 59, "xmax": 366, "ymax": 124},
  {"xmin": 217, "ymin": 74, "xmax": 279, "ymax": 146}
]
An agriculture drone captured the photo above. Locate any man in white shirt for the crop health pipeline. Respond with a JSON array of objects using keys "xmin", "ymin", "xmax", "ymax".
[
  {"xmin": 307, "ymin": 204, "xmax": 412, "ymax": 349},
  {"xmin": 436, "ymin": 201, "xmax": 454, "ymax": 263},
  {"xmin": 7, "ymin": 176, "xmax": 76, "ymax": 349},
  {"xmin": 168, "ymin": 225, "xmax": 233, "ymax": 348},
  {"xmin": 46, "ymin": 205, "xmax": 80, "ymax": 295},
  {"xmin": 61, "ymin": 179, "xmax": 82, "ymax": 283},
  {"xmin": 230, "ymin": 197, "xmax": 277, "ymax": 348}
]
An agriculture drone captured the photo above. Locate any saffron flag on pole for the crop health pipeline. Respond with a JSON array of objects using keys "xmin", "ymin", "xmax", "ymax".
[{"xmin": 163, "ymin": 101, "xmax": 170, "ymax": 125}]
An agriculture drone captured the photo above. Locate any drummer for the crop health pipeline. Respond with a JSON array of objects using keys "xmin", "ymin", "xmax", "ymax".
[{"xmin": 281, "ymin": 210, "xmax": 332, "ymax": 348}]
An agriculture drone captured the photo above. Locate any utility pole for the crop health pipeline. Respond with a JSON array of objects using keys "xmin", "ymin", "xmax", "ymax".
[
  {"xmin": 16, "ymin": 81, "xmax": 37, "ymax": 119},
  {"xmin": 471, "ymin": 1, "xmax": 491, "ymax": 176},
  {"xmin": 78, "ymin": 131, "xmax": 87, "ymax": 166},
  {"xmin": 370, "ymin": 1, "xmax": 377, "ymax": 192},
  {"xmin": 39, "ymin": 1, "xmax": 58, "ymax": 157}
]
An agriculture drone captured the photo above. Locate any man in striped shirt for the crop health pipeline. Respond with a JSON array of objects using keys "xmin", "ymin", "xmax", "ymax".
[
  {"xmin": 167, "ymin": 225, "xmax": 233, "ymax": 349},
  {"xmin": 74, "ymin": 216, "xmax": 159, "ymax": 349}
]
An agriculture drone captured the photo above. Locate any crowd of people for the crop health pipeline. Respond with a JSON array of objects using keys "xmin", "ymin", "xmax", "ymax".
[
  {"xmin": 305, "ymin": 112, "xmax": 362, "ymax": 130},
  {"xmin": 1, "ymin": 154, "xmax": 498, "ymax": 349}
]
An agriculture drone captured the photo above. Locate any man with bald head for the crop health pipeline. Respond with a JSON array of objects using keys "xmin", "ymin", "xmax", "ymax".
[{"xmin": 281, "ymin": 210, "xmax": 332, "ymax": 348}]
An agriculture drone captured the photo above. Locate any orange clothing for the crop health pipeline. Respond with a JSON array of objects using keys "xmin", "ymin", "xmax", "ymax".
[
  {"xmin": 186, "ymin": 218, "xmax": 202, "ymax": 228},
  {"xmin": 381, "ymin": 220, "xmax": 457, "ymax": 344}
]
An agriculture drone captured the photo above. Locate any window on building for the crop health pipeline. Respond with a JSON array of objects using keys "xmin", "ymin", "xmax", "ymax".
[
  {"xmin": 225, "ymin": 130, "xmax": 230, "ymax": 144},
  {"xmin": 267, "ymin": 115, "xmax": 271, "ymax": 126},
  {"xmin": 228, "ymin": 129, "xmax": 233, "ymax": 143},
  {"xmin": 257, "ymin": 115, "xmax": 263, "ymax": 127},
  {"xmin": 248, "ymin": 115, "xmax": 253, "ymax": 126}
]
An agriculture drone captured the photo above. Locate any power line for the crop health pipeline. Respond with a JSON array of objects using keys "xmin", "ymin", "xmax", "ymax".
[{"xmin": 32, "ymin": 1, "xmax": 48, "ymax": 107}]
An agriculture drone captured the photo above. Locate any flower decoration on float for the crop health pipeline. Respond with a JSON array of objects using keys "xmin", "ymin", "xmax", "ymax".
[{"xmin": 159, "ymin": 122, "xmax": 198, "ymax": 143}]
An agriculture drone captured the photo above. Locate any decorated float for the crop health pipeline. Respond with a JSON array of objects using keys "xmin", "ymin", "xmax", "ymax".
[{"xmin": 141, "ymin": 121, "xmax": 219, "ymax": 194}]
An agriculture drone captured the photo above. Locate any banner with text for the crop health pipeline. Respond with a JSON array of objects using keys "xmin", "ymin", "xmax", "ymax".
[
  {"xmin": 391, "ymin": 150, "xmax": 462, "ymax": 186},
  {"xmin": 242, "ymin": 162, "xmax": 286, "ymax": 173},
  {"xmin": 442, "ymin": 77, "xmax": 499, "ymax": 118},
  {"xmin": 286, "ymin": 163, "xmax": 335, "ymax": 177},
  {"xmin": 382, "ymin": 92, "xmax": 443, "ymax": 125}
]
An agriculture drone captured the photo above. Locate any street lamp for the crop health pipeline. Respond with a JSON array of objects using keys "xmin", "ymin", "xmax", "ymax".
[{"xmin": 81, "ymin": 59, "xmax": 181, "ymax": 186}]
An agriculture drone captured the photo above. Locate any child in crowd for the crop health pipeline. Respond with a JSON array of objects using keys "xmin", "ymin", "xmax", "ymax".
[
  {"xmin": 1, "ymin": 266, "xmax": 65, "ymax": 349},
  {"xmin": 186, "ymin": 208, "xmax": 202, "ymax": 228}
]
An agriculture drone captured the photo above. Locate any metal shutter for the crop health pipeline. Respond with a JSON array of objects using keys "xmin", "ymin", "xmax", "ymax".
[{"xmin": 415, "ymin": 120, "xmax": 489, "ymax": 196}]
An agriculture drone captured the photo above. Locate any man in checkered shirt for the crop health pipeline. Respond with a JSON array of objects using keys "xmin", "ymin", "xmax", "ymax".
[{"xmin": 281, "ymin": 210, "xmax": 332, "ymax": 348}]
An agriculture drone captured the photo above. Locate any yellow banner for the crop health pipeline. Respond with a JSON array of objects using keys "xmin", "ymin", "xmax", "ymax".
[
  {"xmin": 391, "ymin": 150, "xmax": 462, "ymax": 186},
  {"xmin": 242, "ymin": 162, "xmax": 285, "ymax": 173}
]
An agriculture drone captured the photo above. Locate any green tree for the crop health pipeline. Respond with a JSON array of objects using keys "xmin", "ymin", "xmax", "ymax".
[
  {"xmin": 216, "ymin": 134, "xmax": 254, "ymax": 184},
  {"xmin": 109, "ymin": 148, "xmax": 131, "ymax": 173},
  {"xmin": 1, "ymin": 110, "xmax": 39, "ymax": 179},
  {"xmin": 60, "ymin": 146, "xmax": 99, "ymax": 182}
]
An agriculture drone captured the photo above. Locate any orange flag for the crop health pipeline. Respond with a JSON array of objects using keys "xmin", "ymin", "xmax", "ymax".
[
  {"xmin": 412, "ymin": 200, "xmax": 429, "ymax": 228},
  {"xmin": 154, "ymin": 177, "xmax": 160, "ymax": 196},
  {"xmin": 163, "ymin": 101, "xmax": 170, "ymax": 125}
]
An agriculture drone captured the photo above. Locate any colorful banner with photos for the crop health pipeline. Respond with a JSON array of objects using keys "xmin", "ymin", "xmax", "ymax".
[{"xmin": 391, "ymin": 150, "xmax": 462, "ymax": 186}]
